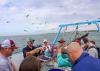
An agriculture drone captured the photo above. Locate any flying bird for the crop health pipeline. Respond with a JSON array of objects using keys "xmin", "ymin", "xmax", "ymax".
[
  {"xmin": 32, "ymin": 23, "xmax": 34, "ymax": 25},
  {"xmin": 24, "ymin": 30, "xmax": 28, "ymax": 32},
  {"xmin": 39, "ymin": 23, "xmax": 42, "ymax": 25},
  {"xmin": 26, "ymin": 14, "xmax": 29, "ymax": 18},
  {"xmin": 97, "ymin": 18, "xmax": 100, "ymax": 19},
  {"xmin": 35, "ymin": 17, "xmax": 39, "ymax": 20},
  {"xmin": 58, "ymin": 5, "xmax": 64, "ymax": 8},
  {"xmin": 6, "ymin": 21, "xmax": 10, "ymax": 23}
]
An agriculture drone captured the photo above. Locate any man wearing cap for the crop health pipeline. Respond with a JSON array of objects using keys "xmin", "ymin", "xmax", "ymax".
[
  {"xmin": 0, "ymin": 39, "xmax": 18, "ymax": 71},
  {"xmin": 23, "ymin": 38, "xmax": 38, "ymax": 58},
  {"xmin": 82, "ymin": 38, "xmax": 98, "ymax": 58}
]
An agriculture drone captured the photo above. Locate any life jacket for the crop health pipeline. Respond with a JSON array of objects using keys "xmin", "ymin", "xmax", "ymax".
[{"xmin": 95, "ymin": 47, "xmax": 100, "ymax": 58}]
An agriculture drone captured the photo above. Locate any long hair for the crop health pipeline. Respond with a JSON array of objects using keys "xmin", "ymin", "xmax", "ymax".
[{"xmin": 19, "ymin": 56, "xmax": 41, "ymax": 71}]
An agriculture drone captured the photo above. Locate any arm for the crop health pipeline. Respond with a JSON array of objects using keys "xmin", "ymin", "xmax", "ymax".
[
  {"xmin": 57, "ymin": 47, "xmax": 72, "ymax": 67},
  {"xmin": 23, "ymin": 48, "xmax": 27, "ymax": 58},
  {"xmin": 26, "ymin": 47, "xmax": 42, "ymax": 56},
  {"xmin": 57, "ymin": 53, "xmax": 72, "ymax": 67}
]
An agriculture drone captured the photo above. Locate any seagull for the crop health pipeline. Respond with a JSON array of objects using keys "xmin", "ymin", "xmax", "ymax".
[
  {"xmin": 6, "ymin": 21, "xmax": 10, "ymax": 23},
  {"xmin": 39, "ymin": 23, "xmax": 42, "ymax": 25},
  {"xmin": 26, "ymin": 14, "xmax": 29, "ymax": 18},
  {"xmin": 58, "ymin": 5, "xmax": 64, "ymax": 8},
  {"xmin": 24, "ymin": 30, "xmax": 28, "ymax": 32},
  {"xmin": 35, "ymin": 17, "xmax": 39, "ymax": 20},
  {"xmin": 44, "ymin": 21, "xmax": 46, "ymax": 24},
  {"xmin": 32, "ymin": 23, "xmax": 34, "ymax": 25},
  {"xmin": 97, "ymin": 18, "xmax": 100, "ymax": 19}
]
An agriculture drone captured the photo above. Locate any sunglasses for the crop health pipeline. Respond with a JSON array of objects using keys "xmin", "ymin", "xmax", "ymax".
[{"xmin": 11, "ymin": 44, "xmax": 15, "ymax": 47}]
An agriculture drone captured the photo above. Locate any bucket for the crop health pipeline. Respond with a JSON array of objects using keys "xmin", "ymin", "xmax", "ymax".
[{"xmin": 48, "ymin": 68, "xmax": 63, "ymax": 71}]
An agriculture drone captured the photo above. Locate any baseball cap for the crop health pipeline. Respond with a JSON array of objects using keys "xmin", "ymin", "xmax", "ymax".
[
  {"xmin": 58, "ymin": 38, "xmax": 65, "ymax": 43},
  {"xmin": 1, "ymin": 39, "xmax": 18, "ymax": 49},
  {"xmin": 26, "ymin": 38, "xmax": 35, "ymax": 42},
  {"xmin": 43, "ymin": 39, "xmax": 48, "ymax": 43}
]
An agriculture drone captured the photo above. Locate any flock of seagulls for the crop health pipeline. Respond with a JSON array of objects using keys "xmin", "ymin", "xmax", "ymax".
[
  {"xmin": 0, "ymin": 14, "xmax": 49, "ymax": 33},
  {"xmin": 1, "ymin": 9, "xmax": 100, "ymax": 33}
]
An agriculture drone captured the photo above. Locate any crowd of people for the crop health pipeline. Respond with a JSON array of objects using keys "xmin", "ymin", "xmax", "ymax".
[{"xmin": 0, "ymin": 35, "xmax": 100, "ymax": 71}]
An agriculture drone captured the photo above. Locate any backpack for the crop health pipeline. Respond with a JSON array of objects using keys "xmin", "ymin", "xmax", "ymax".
[
  {"xmin": 95, "ymin": 47, "xmax": 100, "ymax": 58},
  {"xmin": 89, "ymin": 46, "xmax": 100, "ymax": 58}
]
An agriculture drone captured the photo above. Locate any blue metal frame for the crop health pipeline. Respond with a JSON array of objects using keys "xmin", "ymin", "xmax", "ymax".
[
  {"xmin": 52, "ymin": 20, "xmax": 100, "ymax": 45},
  {"xmin": 52, "ymin": 26, "xmax": 62, "ymax": 45}
]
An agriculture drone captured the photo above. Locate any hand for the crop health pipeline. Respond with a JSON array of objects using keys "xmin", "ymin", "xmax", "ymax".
[{"xmin": 26, "ymin": 52, "xmax": 32, "ymax": 56}]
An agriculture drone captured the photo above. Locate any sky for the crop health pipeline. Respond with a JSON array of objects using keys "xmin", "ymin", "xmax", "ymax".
[{"xmin": 0, "ymin": 0, "xmax": 100, "ymax": 36}]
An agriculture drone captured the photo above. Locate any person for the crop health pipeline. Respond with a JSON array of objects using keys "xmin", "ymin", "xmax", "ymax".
[
  {"xmin": 58, "ymin": 38, "xmax": 66, "ymax": 48},
  {"xmin": 56, "ymin": 38, "xmax": 72, "ymax": 67},
  {"xmin": 0, "ymin": 39, "xmax": 18, "ymax": 71},
  {"xmin": 82, "ymin": 38, "xmax": 98, "ymax": 58},
  {"xmin": 19, "ymin": 56, "xmax": 41, "ymax": 71},
  {"xmin": 23, "ymin": 38, "xmax": 38, "ymax": 58},
  {"xmin": 57, "ymin": 47, "xmax": 72, "ymax": 67},
  {"xmin": 65, "ymin": 42, "xmax": 100, "ymax": 71},
  {"xmin": 41, "ymin": 39, "xmax": 52, "ymax": 58}
]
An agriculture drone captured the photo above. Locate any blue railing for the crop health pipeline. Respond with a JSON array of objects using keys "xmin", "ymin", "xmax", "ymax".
[{"xmin": 52, "ymin": 20, "xmax": 100, "ymax": 45}]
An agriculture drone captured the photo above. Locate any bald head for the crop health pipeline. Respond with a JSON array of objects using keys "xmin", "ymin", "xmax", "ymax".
[
  {"xmin": 65, "ymin": 42, "xmax": 83, "ymax": 64},
  {"xmin": 67, "ymin": 42, "xmax": 82, "ymax": 52}
]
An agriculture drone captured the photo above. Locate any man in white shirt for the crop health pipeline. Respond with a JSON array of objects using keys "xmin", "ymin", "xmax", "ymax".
[{"xmin": 82, "ymin": 38, "xmax": 98, "ymax": 58}]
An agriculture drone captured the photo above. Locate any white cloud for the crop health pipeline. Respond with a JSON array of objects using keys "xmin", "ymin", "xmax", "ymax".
[
  {"xmin": 0, "ymin": 0, "xmax": 7, "ymax": 5},
  {"xmin": 8, "ymin": 6, "xmax": 18, "ymax": 13},
  {"xmin": 0, "ymin": 0, "xmax": 100, "ymax": 36}
]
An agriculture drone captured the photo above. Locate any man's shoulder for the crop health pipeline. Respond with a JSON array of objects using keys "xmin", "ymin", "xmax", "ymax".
[
  {"xmin": 73, "ymin": 54, "xmax": 100, "ymax": 70},
  {"xmin": 23, "ymin": 46, "xmax": 29, "ymax": 50},
  {"xmin": 23, "ymin": 47, "xmax": 30, "ymax": 52}
]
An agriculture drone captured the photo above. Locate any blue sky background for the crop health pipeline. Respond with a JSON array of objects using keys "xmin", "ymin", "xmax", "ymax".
[{"xmin": 0, "ymin": 0, "xmax": 100, "ymax": 36}]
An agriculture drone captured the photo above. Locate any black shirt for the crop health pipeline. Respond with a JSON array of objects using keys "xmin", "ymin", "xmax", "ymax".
[{"xmin": 23, "ymin": 45, "xmax": 37, "ymax": 58}]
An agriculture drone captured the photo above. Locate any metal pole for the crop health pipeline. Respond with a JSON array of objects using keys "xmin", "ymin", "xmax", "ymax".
[{"xmin": 52, "ymin": 26, "xmax": 62, "ymax": 45}]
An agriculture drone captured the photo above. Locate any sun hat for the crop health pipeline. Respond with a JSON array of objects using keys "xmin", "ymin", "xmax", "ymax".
[
  {"xmin": 58, "ymin": 38, "xmax": 65, "ymax": 43},
  {"xmin": 26, "ymin": 38, "xmax": 35, "ymax": 42},
  {"xmin": 43, "ymin": 39, "xmax": 48, "ymax": 43}
]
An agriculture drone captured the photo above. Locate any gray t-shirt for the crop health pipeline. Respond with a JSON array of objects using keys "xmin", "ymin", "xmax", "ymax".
[{"xmin": 0, "ymin": 55, "xmax": 13, "ymax": 71}]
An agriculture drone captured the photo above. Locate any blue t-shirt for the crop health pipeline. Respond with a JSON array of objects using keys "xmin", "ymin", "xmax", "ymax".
[{"xmin": 72, "ymin": 53, "xmax": 100, "ymax": 71}]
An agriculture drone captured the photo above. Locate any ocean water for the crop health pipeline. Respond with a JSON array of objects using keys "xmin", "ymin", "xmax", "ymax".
[
  {"xmin": 0, "ymin": 31, "xmax": 100, "ymax": 70},
  {"xmin": 0, "ymin": 31, "xmax": 100, "ymax": 50}
]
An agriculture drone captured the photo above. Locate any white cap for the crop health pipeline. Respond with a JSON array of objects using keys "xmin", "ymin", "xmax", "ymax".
[{"xmin": 43, "ymin": 39, "xmax": 48, "ymax": 43}]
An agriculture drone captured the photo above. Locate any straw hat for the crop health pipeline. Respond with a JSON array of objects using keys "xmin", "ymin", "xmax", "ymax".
[{"xmin": 58, "ymin": 38, "xmax": 65, "ymax": 43}]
